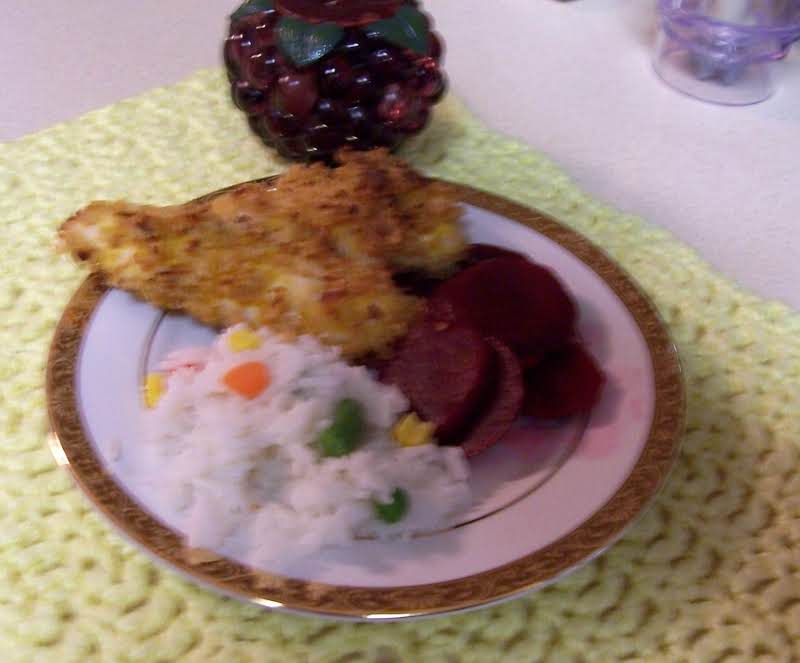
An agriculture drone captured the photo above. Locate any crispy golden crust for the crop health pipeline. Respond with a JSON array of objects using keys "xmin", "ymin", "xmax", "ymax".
[
  {"xmin": 271, "ymin": 149, "xmax": 465, "ymax": 276},
  {"xmin": 58, "ymin": 149, "xmax": 465, "ymax": 357}
]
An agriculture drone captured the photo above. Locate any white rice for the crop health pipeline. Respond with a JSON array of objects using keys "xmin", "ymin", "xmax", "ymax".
[{"xmin": 142, "ymin": 325, "xmax": 471, "ymax": 566}]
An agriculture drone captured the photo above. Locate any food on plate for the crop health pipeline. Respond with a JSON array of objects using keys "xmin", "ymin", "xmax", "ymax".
[
  {"xmin": 392, "ymin": 413, "xmax": 436, "ymax": 447},
  {"xmin": 227, "ymin": 327, "xmax": 263, "ymax": 352},
  {"xmin": 143, "ymin": 373, "xmax": 165, "ymax": 409},
  {"xmin": 382, "ymin": 313, "xmax": 525, "ymax": 458},
  {"xmin": 59, "ymin": 149, "xmax": 465, "ymax": 358},
  {"xmin": 315, "ymin": 397, "xmax": 366, "ymax": 457},
  {"xmin": 221, "ymin": 361, "xmax": 272, "ymax": 399},
  {"xmin": 63, "ymin": 148, "xmax": 602, "ymax": 454},
  {"xmin": 373, "ymin": 487, "xmax": 410, "ymax": 524},
  {"xmin": 463, "ymin": 242, "xmax": 528, "ymax": 265},
  {"xmin": 266, "ymin": 149, "xmax": 464, "ymax": 276},
  {"xmin": 141, "ymin": 325, "xmax": 471, "ymax": 564},
  {"xmin": 384, "ymin": 252, "xmax": 604, "ymax": 456},
  {"xmin": 137, "ymin": 244, "xmax": 605, "ymax": 563},
  {"xmin": 429, "ymin": 255, "xmax": 576, "ymax": 357},
  {"xmin": 458, "ymin": 338, "xmax": 524, "ymax": 458},
  {"xmin": 391, "ymin": 243, "xmax": 529, "ymax": 299},
  {"xmin": 522, "ymin": 342, "xmax": 606, "ymax": 419},
  {"xmin": 54, "ymin": 142, "xmax": 613, "ymax": 566},
  {"xmin": 381, "ymin": 316, "xmax": 494, "ymax": 442}
]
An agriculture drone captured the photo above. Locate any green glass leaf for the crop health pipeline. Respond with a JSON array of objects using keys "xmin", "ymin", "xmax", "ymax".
[
  {"xmin": 277, "ymin": 16, "xmax": 344, "ymax": 67},
  {"xmin": 365, "ymin": 5, "xmax": 430, "ymax": 55},
  {"xmin": 231, "ymin": 0, "xmax": 274, "ymax": 22}
]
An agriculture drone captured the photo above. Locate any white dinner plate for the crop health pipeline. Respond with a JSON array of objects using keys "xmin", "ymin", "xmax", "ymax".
[{"xmin": 47, "ymin": 182, "xmax": 684, "ymax": 621}]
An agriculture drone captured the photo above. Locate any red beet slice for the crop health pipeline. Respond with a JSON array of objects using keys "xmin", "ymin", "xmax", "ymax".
[
  {"xmin": 429, "ymin": 256, "xmax": 576, "ymax": 356},
  {"xmin": 394, "ymin": 244, "xmax": 529, "ymax": 297},
  {"xmin": 459, "ymin": 338, "xmax": 524, "ymax": 458},
  {"xmin": 517, "ymin": 349, "xmax": 546, "ymax": 371},
  {"xmin": 382, "ymin": 318, "xmax": 494, "ymax": 442},
  {"xmin": 465, "ymin": 243, "xmax": 528, "ymax": 265},
  {"xmin": 522, "ymin": 342, "xmax": 605, "ymax": 419}
]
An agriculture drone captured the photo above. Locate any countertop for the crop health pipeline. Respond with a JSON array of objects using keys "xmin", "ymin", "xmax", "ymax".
[{"xmin": 2, "ymin": 0, "xmax": 798, "ymax": 309}]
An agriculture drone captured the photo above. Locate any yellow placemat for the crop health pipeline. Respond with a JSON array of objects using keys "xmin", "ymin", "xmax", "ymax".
[{"xmin": 1, "ymin": 69, "xmax": 798, "ymax": 663}]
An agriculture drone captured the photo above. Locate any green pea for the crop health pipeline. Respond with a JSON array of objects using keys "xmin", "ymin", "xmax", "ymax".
[
  {"xmin": 330, "ymin": 398, "xmax": 364, "ymax": 440},
  {"xmin": 316, "ymin": 398, "xmax": 365, "ymax": 458},
  {"xmin": 373, "ymin": 487, "xmax": 409, "ymax": 524}
]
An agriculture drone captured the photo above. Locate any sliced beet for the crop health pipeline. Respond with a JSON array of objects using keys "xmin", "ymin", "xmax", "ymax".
[
  {"xmin": 429, "ymin": 256, "xmax": 576, "ymax": 356},
  {"xmin": 459, "ymin": 338, "xmax": 524, "ymax": 458},
  {"xmin": 382, "ymin": 317, "xmax": 494, "ymax": 442},
  {"xmin": 465, "ymin": 243, "xmax": 528, "ymax": 266},
  {"xmin": 394, "ymin": 244, "xmax": 528, "ymax": 297},
  {"xmin": 517, "ymin": 348, "xmax": 546, "ymax": 371},
  {"xmin": 522, "ymin": 342, "xmax": 605, "ymax": 419}
]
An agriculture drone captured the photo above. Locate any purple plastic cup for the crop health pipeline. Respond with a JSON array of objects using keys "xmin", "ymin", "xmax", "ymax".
[{"xmin": 654, "ymin": 0, "xmax": 800, "ymax": 104}]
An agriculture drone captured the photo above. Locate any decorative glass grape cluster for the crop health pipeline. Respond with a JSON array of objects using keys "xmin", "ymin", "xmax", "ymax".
[{"xmin": 224, "ymin": 0, "xmax": 445, "ymax": 160}]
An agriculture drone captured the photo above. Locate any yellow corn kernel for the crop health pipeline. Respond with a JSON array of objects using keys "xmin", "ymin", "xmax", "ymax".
[
  {"xmin": 424, "ymin": 223, "xmax": 463, "ymax": 255},
  {"xmin": 392, "ymin": 413, "xmax": 435, "ymax": 447},
  {"xmin": 143, "ymin": 373, "xmax": 165, "ymax": 409},
  {"xmin": 228, "ymin": 328, "xmax": 262, "ymax": 352}
]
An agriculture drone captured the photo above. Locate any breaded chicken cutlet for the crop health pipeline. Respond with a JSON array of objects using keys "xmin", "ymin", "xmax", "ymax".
[{"xmin": 58, "ymin": 149, "xmax": 466, "ymax": 358}]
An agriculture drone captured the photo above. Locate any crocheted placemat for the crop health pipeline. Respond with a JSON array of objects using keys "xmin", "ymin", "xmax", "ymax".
[{"xmin": 1, "ymin": 69, "xmax": 798, "ymax": 663}]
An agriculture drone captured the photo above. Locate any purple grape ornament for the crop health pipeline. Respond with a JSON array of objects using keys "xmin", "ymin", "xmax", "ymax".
[{"xmin": 224, "ymin": 0, "xmax": 446, "ymax": 160}]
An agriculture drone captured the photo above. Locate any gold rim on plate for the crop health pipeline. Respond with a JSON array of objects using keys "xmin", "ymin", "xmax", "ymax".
[{"xmin": 46, "ymin": 182, "xmax": 685, "ymax": 620}]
